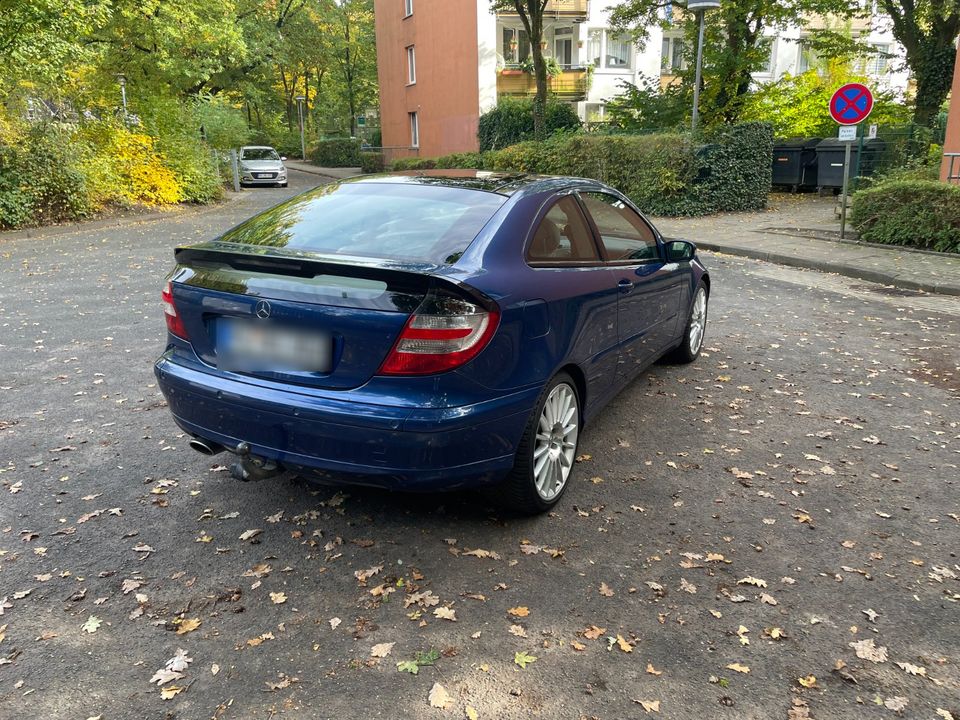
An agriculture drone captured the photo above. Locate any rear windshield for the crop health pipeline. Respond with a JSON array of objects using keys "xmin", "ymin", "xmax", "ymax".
[
  {"xmin": 219, "ymin": 182, "xmax": 506, "ymax": 265},
  {"xmin": 242, "ymin": 148, "xmax": 280, "ymax": 161}
]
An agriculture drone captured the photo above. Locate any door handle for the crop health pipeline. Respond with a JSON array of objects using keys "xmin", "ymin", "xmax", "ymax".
[{"xmin": 618, "ymin": 279, "xmax": 633, "ymax": 294}]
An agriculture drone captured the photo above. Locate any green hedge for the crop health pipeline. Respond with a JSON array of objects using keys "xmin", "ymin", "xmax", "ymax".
[
  {"xmin": 389, "ymin": 123, "xmax": 773, "ymax": 216},
  {"xmin": 478, "ymin": 98, "xmax": 582, "ymax": 152},
  {"xmin": 851, "ymin": 180, "xmax": 960, "ymax": 253},
  {"xmin": 360, "ymin": 151, "xmax": 385, "ymax": 173},
  {"xmin": 310, "ymin": 138, "xmax": 361, "ymax": 167}
]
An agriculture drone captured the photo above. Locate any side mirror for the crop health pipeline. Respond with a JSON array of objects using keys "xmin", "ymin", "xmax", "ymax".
[
  {"xmin": 665, "ymin": 239, "xmax": 696, "ymax": 262},
  {"xmin": 280, "ymin": 156, "xmax": 288, "ymax": 161}
]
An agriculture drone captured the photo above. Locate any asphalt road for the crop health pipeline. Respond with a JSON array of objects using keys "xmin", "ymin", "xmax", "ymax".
[{"xmin": 1, "ymin": 171, "xmax": 958, "ymax": 720}]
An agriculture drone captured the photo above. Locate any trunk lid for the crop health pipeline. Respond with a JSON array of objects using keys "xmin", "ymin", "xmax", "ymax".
[{"xmin": 170, "ymin": 243, "xmax": 455, "ymax": 390}]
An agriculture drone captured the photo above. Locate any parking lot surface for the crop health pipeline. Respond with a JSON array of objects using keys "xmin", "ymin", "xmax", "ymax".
[{"xmin": 1, "ymin": 174, "xmax": 958, "ymax": 719}]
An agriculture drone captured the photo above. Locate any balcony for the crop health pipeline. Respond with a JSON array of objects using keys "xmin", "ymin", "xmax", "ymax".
[
  {"xmin": 496, "ymin": 0, "xmax": 588, "ymax": 19},
  {"xmin": 497, "ymin": 68, "xmax": 589, "ymax": 101}
]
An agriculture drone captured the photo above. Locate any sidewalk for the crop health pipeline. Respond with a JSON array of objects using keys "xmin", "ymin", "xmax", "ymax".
[
  {"xmin": 285, "ymin": 161, "xmax": 361, "ymax": 180},
  {"xmin": 652, "ymin": 194, "xmax": 960, "ymax": 297}
]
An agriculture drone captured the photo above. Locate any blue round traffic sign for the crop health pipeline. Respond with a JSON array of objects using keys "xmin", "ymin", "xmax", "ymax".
[{"xmin": 830, "ymin": 83, "xmax": 874, "ymax": 125}]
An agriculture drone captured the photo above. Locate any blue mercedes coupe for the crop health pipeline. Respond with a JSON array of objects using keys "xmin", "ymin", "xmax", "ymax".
[{"xmin": 155, "ymin": 171, "xmax": 710, "ymax": 513}]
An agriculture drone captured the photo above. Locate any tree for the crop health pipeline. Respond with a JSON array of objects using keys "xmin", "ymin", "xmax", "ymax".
[
  {"xmin": 609, "ymin": 0, "xmax": 859, "ymax": 126},
  {"xmin": 490, "ymin": 1, "xmax": 550, "ymax": 139},
  {"xmin": 878, "ymin": 0, "xmax": 960, "ymax": 127}
]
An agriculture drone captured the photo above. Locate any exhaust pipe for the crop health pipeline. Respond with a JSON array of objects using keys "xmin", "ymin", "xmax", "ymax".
[{"xmin": 189, "ymin": 438, "xmax": 226, "ymax": 456}]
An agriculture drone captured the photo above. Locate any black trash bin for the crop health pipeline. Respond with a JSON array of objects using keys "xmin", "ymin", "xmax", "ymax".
[
  {"xmin": 772, "ymin": 137, "xmax": 822, "ymax": 191},
  {"xmin": 815, "ymin": 137, "xmax": 887, "ymax": 190}
]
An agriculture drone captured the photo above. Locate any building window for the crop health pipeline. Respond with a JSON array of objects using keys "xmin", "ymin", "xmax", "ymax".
[
  {"xmin": 409, "ymin": 112, "xmax": 419, "ymax": 148},
  {"xmin": 797, "ymin": 40, "xmax": 818, "ymax": 74},
  {"xmin": 866, "ymin": 44, "xmax": 889, "ymax": 74},
  {"xmin": 403, "ymin": 0, "xmax": 413, "ymax": 17},
  {"xmin": 554, "ymin": 27, "xmax": 573, "ymax": 67},
  {"xmin": 759, "ymin": 38, "xmax": 776, "ymax": 75},
  {"xmin": 588, "ymin": 28, "xmax": 603, "ymax": 67},
  {"xmin": 661, "ymin": 35, "xmax": 685, "ymax": 74},
  {"xmin": 502, "ymin": 26, "xmax": 530, "ymax": 64},
  {"xmin": 605, "ymin": 33, "xmax": 633, "ymax": 70},
  {"xmin": 406, "ymin": 45, "xmax": 416, "ymax": 84}
]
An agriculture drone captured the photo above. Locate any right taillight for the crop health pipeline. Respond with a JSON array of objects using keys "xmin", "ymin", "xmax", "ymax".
[
  {"xmin": 161, "ymin": 280, "xmax": 189, "ymax": 340},
  {"xmin": 377, "ymin": 294, "xmax": 499, "ymax": 376}
]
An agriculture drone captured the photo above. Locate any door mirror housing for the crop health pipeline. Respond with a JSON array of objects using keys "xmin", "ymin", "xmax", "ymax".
[
  {"xmin": 280, "ymin": 156, "xmax": 288, "ymax": 161},
  {"xmin": 665, "ymin": 239, "xmax": 696, "ymax": 262}
]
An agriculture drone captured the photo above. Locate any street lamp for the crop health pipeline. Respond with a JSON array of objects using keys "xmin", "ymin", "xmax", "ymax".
[
  {"xmin": 295, "ymin": 95, "xmax": 306, "ymax": 161},
  {"xmin": 688, "ymin": 0, "xmax": 720, "ymax": 133},
  {"xmin": 117, "ymin": 74, "xmax": 128, "ymax": 122}
]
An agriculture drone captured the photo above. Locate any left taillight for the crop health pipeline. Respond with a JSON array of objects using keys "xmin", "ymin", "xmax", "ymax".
[
  {"xmin": 161, "ymin": 280, "xmax": 189, "ymax": 340},
  {"xmin": 377, "ymin": 293, "xmax": 499, "ymax": 376}
]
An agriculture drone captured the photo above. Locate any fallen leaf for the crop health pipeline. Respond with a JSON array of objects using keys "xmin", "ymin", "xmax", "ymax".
[
  {"xmin": 269, "ymin": 592, "xmax": 287, "ymax": 605},
  {"xmin": 759, "ymin": 592, "xmax": 778, "ymax": 606},
  {"xmin": 850, "ymin": 638, "xmax": 887, "ymax": 663},
  {"xmin": 329, "ymin": 617, "xmax": 342, "ymax": 630},
  {"xmin": 433, "ymin": 607, "xmax": 457, "ymax": 621},
  {"xmin": 583, "ymin": 625, "xmax": 605, "ymax": 639},
  {"xmin": 633, "ymin": 699, "xmax": 661, "ymax": 713},
  {"xmin": 646, "ymin": 663, "xmax": 663, "ymax": 676},
  {"xmin": 428, "ymin": 682, "xmax": 453, "ymax": 708},
  {"xmin": 571, "ymin": 640, "xmax": 586, "ymax": 651},
  {"xmin": 120, "ymin": 579, "xmax": 142, "ymax": 595},
  {"xmin": 514, "ymin": 650, "xmax": 537, "ymax": 668},
  {"xmin": 150, "ymin": 668, "xmax": 183, "ymax": 686},
  {"xmin": 508, "ymin": 624, "xmax": 527, "ymax": 638},
  {"xmin": 895, "ymin": 661, "xmax": 926, "ymax": 677},
  {"xmin": 462, "ymin": 548, "xmax": 500, "ymax": 560},
  {"xmin": 737, "ymin": 576, "xmax": 767, "ymax": 588},
  {"xmin": 616, "ymin": 635, "xmax": 633, "ymax": 653},
  {"xmin": 679, "ymin": 578, "xmax": 697, "ymax": 594},
  {"xmin": 166, "ymin": 648, "xmax": 192, "ymax": 672},
  {"xmin": 466, "ymin": 706, "xmax": 479, "ymax": 720},
  {"xmin": 160, "ymin": 685, "xmax": 183, "ymax": 700},
  {"xmin": 371, "ymin": 642, "xmax": 395, "ymax": 658},
  {"xmin": 726, "ymin": 663, "xmax": 750, "ymax": 674},
  {"xmin": 81, "ymin": 616, "xmax": 102, "ymax": 634},
  {"xmin": 175, "ymin": 618, "xmax": 201, "ymax": 635},
  {"xmin": 507, "ymin": 606, "xmax": 529, "ymax": 618},
  {"xmin": 599, "ymin": 582, "xmax": 615, "ymax": 597},
  {"xmin": 883, "ymin": 697, "xmax": 908, "ymax": 712},
  {"xmin": 238, "ymin": 529, "xmax": 262, "ymax": 542},
  {"xmin": 798, "ymin": 675, "xmax": 817, "ymax": 688}
]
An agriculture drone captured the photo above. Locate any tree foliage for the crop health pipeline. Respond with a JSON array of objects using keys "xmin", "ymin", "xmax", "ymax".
[
  {"xmin": 609, "ymin": 0, "xmax": 860, "ymax": 126},
  {"xmin": 878, "ymin": 0, "xmax": 960, "ymax": 127}
]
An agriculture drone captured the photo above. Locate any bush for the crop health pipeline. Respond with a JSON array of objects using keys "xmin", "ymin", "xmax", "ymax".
[
  {"xmin": 851, "ymin": 180, "xmax": 960, "ymax": 253},
  {"xmin": 388, "ymin": 122, "xmax": 773, "ymax": 217},
  {"xmin": 159, "ymin": 136, "xmax": 223, "ymax": 203},
  {"xmin": 311, "ymin": 138, "xmax": 361, "ymax": 167},
  {"xmin": 0, "ymin": 124, "xmax": 91, "ymax": 229},
  {"xmin": 360, "ymin": 151, "xmax": 385, "ymax": 173},
  {"xmin": 478, "ymin": 98, "xmax": 581, "ymax": 151}
]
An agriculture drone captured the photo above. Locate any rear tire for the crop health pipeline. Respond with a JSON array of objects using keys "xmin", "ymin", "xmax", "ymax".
[
  {"xmin": 497, "ymin": 372, "xmax": 580, "ymax": 515},
  {"xmin": 670, "ymin": 282, "xmax": 708, "ymax": 364}
]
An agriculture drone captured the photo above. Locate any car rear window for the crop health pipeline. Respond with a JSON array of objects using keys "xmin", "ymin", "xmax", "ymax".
[{"xmin": 219, "ymin": 182, "xmax": 506, "ymax": 265}]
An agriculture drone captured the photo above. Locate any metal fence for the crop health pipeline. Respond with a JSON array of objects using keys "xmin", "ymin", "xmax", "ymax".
[{"xmin": 944, "ymin": 153, "xmax": 960, "ymax": 185}]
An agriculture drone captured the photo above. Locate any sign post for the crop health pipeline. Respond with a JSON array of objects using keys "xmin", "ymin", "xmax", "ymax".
[{"xmin": 830, "ymin": 83, "xmax": 874, "ymax": 240}]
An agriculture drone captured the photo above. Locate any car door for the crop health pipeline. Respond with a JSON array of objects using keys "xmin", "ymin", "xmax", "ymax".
[
  {"xmin": 579, "ymin": 192, "xmax": 685, "ymax": 378},
  {"xmin": 523, "ymin": 194, "xmax": 621, "ymax": 415}
]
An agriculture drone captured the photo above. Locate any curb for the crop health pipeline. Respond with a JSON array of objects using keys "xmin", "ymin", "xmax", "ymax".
[
  {"xmin": 284, "ymin": 162, "xmax": 361, "ymax": 180},
  {"xmin": 697, "ymin": 241, "xmax": 960, "ymax": 297}
]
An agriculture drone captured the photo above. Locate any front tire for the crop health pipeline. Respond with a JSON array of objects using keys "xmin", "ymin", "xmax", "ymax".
[
  {"xmin": 498, "ymin": 372, "xmax": 580, "ymax": 514},
  {"xmin": 670, "ymin": 282, "xmax": 708, "ymax": 364}
]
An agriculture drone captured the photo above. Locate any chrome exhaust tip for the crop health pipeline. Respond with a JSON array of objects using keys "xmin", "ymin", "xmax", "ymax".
[{"xmin": 189, "ymin": 438, "xmax": 225, "ymax": 456}]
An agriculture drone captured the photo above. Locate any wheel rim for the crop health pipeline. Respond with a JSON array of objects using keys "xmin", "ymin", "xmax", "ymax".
[
  {"xmin": 532, "ymin": 383, "xmax": 578, "ymax": 502},
  {"xmin": 689, "ymin": 287, "xmax": 707, "ymax": 355}
]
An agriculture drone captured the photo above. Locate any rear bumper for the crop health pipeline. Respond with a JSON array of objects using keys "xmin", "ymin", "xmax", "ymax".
[{"xmin": 154, "ymin": 353, "xmax": 536, "ymax": 491}]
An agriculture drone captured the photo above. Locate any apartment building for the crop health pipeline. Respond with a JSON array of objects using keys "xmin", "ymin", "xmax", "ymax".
[{"xmin": 374, "ymin": 0, "xmax": 911, "ymax": 160}]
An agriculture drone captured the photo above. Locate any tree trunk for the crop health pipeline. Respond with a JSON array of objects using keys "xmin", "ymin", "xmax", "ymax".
[
  {"xmin": 911, "ymin": 40, "xmax": 955, "ymax": 127},
  {"xmin": 516, "ymin": 1, "xmax": 547, "ymax": 139}
]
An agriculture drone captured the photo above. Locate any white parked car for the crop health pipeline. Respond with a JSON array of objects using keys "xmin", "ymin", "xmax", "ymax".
[{"xmin": 238, "ymin": 146, "xmax": 288, "ymax": 188}]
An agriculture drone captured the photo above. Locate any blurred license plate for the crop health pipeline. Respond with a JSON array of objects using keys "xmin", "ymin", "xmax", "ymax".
[
  {"xmin": 217, "ymin": 319, "xmax": 332, "ymax": 373},
  {"xmin": 256, "ymin": 173, "xmax": 272, "ymax": 178}
]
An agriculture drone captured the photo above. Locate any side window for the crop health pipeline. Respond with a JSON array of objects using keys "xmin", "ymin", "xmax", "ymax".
[
  {"xmin": 581, "ymin": 192, "xmax": 659, "ymax": 261},
  {"xmin": 527, "ymin": 196, "xmax": 600, "ymax": 263}
]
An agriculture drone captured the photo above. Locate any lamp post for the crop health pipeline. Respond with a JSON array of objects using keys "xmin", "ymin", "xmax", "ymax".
[
  {"xmin": 295, "ymin": 95, "xmax": 306, "ymax": 161},
  {"xmin": 117, "ymin": 74, "xmax": 128, "ymax": 122},
  {"xmin": 687, "ymin": 0, "xmax": 720, "ymax": 133}
]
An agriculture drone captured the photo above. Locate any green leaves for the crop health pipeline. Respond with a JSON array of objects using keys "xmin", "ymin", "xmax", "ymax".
[
  {"xmin": 513, "ymin": 651, "xmax": 537, "ymax": 669},
  {"xmin": 396, "ymin": 649, "xmax": 441, "ymax": 675}
]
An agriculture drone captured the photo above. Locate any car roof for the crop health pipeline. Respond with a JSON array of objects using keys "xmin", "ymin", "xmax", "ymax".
[
  {"xmin": 343, "ymin": 170, "xmax": 607, "ymax": 197},
  {"xmin": 240, "ymin": 146, "xmax": 277, "ymax": 151}
]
